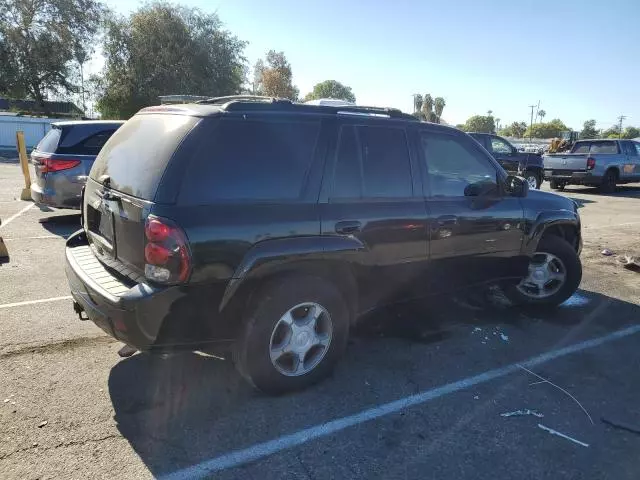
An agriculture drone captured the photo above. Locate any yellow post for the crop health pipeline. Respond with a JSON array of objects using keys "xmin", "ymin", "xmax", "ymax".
[{"xmin": 16, "ymin": 131, "xmax": 32, "ymax": 201}]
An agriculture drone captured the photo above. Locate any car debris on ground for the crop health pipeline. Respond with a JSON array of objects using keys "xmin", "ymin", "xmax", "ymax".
[
  {"xmin": 501, "ymin": 409, "xmax": 544, "ymax": 418},
  {"xmin": 538, "ymin": 424, "xmax": 589, "ymax": 447}
]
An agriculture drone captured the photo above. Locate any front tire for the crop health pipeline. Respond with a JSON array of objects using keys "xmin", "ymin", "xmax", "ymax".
[
  {"xmin": 505, "ymin": 236, "xmax": 582, "ymax": 307},
  {"xmin": 234, "ymin": 275, "xmax": 350, "ymax": 395},
  {"xmin": 550, "ymin": 179, "xmax": 565, "ymax": 190}
]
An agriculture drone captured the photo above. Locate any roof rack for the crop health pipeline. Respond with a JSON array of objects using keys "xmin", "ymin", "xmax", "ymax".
[
  {"xmin": 196, "ymin": 95, "xmax": 292, "ymax": 105},
  {"xmin": 195, "ymin": 96, "xmax": 417, "ymax": 121}
]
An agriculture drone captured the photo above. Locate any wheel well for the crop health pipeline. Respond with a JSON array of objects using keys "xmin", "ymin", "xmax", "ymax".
[
  {"xmin": 223, "ymin": 260, "xmax": 359, "ymax": 325},
  {"xmin": 540, "ymin": 224, "xmax": 579, "ymax": 251},
  {"xmin": 605, "ymin": 167, "xmax": 619, "ymax": 179}
]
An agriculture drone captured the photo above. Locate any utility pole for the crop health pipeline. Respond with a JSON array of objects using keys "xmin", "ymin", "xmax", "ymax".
[
  {"xmin": 529, "ymin": 104, "xmax": 536, "ymax": 140},
  {"xmin": 617, "ymin": 115, "xmax": 626, "ymax": 139}
]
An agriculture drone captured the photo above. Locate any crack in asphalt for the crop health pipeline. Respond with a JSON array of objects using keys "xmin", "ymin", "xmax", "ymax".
[
  {"xmin": 0, "ymin": 335, "xmax": 116, "ymax": 359},
  {"xmin": 0, "ymin": 433, "xmax": 123, "ymax": 460}
]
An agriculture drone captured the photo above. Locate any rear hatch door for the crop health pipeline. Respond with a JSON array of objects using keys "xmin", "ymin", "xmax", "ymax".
[
  {"xmin": 543, "ymin": 153, "xmax": 587, "ymax": 172},
  {"xmin": 84, "ymin": 113, "xmax": 199, "ymax": 280}
]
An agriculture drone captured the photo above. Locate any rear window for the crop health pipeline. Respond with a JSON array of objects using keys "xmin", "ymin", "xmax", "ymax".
[
  {"xmin": 179, "ymin": 118, "xmax": 320, "ymax": 203},
  {"xmin": 572, "ymin": 141, "xmax": 618, "ymax": 154},
  {"xmin": 56, "ymin": 129, "xmax": 119, "ymax": 156},
  {"xmin": 36, "ymin": 127, "xmax": 62, "ymax": 153},
  {"xmin": 90, "ymin": 114, "xmax": 198, "ymax": 200}
]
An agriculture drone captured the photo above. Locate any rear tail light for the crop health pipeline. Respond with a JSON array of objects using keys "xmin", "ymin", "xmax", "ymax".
[
  {"xmin": 586, "ymin": 157, "xmax": 596, "ymax": 170},
  {"xmin": 40, "ymin": 158, "xmax": 81, "ymax": 173},
  {"xmin": 144, "ymin": 216, "xmax": 192, "ymax": 284}
]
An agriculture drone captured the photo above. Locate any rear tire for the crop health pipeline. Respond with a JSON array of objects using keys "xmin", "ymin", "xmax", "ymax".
[
  {"xmin": 504, "ymin": 236, "xmax": 582, "ymax": 308},
  {"xmin": 600, "ymin": 169, "xmax": 617, "ymax": 193},
  {"xmin": 524, "ymin": 169, "xmax": 542, "ymax": 190},
  {"xmin": 550, "ymin": 180, "xmax": 565, "ymax": 190},
  {"xmin": 234, "ymin": 275, "xmax": 350, "ymax": 395}
]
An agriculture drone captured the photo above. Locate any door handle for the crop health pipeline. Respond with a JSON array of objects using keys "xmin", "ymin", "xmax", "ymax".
[
  {"xmin": 335, "ymin": 220, "xmax": 362, "ymax": 235},
  {"xmin": 437, "ymin": 215, "xmax": 458, "ymax": 226}
]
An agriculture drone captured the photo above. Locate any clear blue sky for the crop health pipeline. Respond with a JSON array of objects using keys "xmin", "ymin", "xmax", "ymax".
[{"xmin": 99, "ymin": 0, "xmax": 640, "ymax": 130}]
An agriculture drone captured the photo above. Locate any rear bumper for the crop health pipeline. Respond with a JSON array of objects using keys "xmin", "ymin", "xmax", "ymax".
[
  {"xmin": 543, "ymin": 170, "xmax": 601, "ymax": 185},
  {"xmin": 31, "ymin": 179, "xmax": 82, "ymax": 209},
  {"xmin": 64, "ymin": 230, "xmax": 231, "ymax": 351}
]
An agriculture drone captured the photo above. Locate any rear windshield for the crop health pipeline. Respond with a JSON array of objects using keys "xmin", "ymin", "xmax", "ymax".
[
  {"xmin": 90, "ymin": 114, "xmax": 198, "ymax": 200},
  {"xmin": 36, "ymin": 127, "xmax": 62, "ymax": 153},
  {"xmin": 572, "ymin": 141, "xmax": 618, "ymax": 154}
]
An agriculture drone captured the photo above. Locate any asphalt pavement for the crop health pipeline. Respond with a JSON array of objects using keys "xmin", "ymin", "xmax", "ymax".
[{"xmin": 1, "ymin": 161, "xmax": 640, "ymax": 480}]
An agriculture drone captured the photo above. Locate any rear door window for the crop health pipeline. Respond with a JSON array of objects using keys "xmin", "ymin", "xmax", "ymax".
[
  {"xmin": 35, "ymin": 127, "xmax": 62, "ymax": 153},
  {"xmin": 180, "ymin": 117, "xmax": 320, "ymax": 203},
  {"xmin": 91, "ymin": 114, "xmax": 198, "ymax": 200},
  {"xmin": 331, "ymin": 125, "xmax": 413, "ymax": 199}
]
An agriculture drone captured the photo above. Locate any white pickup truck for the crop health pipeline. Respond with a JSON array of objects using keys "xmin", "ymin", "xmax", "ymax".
[{"xmin": 543, "ymin": 139, "xmax": 640, "ymax": 192}]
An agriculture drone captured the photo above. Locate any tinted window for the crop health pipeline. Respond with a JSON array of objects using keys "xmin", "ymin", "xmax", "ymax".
[
  {"xmin": 635, "ymin": 143, "xmax": 640, "ymax": 156},
  {"xmin": 332, "ymin": 125, "xmax": 412, "ymax": 199},
  {"xmin": 36, "ymin": 127, "xmax": 61, "ymax": 153},
  {"xmin": 57, "ymin": 129, "xmax": 117, "ymax": 155},
  {"xmin": 91, "ymin": 114, "xmax": 198, "ymax": 200},
  {"xmin": 490, "ymin": 136, "xmax": 512, "ymax": 154},
  {"xmin": 181, "ymin": 118, "xmax": 320, "ymax": 203},
  {"xmin": 422, "ymin": 132, "xmax": 498, "ymax": 197},
  {"xmin": 572, "ymin": 142, "xmax": 590, "ymax": 154},
  {"xmin": 590, "ymin": 141, "xmax": 618, "ymax": 154},
  {"xmin": 622, "ymin": 141, "xmax": 637, "ymax": 156}
]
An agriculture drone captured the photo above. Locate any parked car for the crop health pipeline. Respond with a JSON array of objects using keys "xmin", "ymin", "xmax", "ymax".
[
  {"xmin": 543, "ymin": 139, "xmax": 640, "ymax": 192},
  {"xmin": 65, "ymin": 97, "xmax": 582, "ymax": 394},
  {"xmin": 469, "ymin": 133, "xmax": 544, "ymax": 189},
  {"xmin": 30, "ymin": 120, "xmax": 124, "ymax": 209}
]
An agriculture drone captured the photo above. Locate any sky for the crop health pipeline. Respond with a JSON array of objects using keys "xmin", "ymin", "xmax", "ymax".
[{"xmin": 96, "ymin": 0, "xmax": 640, "ymax": 130}]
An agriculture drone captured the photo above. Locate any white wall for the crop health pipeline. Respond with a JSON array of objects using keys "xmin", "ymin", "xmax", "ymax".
[{"xmin": 0, "ymin": 115, "xmax": 63, "ymax": 152}]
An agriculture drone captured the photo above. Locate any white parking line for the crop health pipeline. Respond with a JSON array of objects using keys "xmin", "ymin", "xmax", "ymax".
[
  {"xmin": 0, "ymin": 203, "xmax": 34, "ymax": 230},
  {"xmin": 585, "ymin": 221, "xmax": 640, "ymax": 230},
  {"xmin": 161, "ymin": 323, "xmax": 640, "ymax": 480},
  {"xmin": 0, "ymin": 296, "xmax": 73, "ymax": 309},
  {"xmin": 4, "ymin": 235, "xmax": 66, "ymax": 240}
]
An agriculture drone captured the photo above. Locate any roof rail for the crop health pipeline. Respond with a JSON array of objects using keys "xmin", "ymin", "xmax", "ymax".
[
  {"xmin": 334, "ymin": 105, "xmax": 415, "ymax": 120},
  {"xmin": 196, "ymin": 95, "xmax": 292, "ymax": 105}
]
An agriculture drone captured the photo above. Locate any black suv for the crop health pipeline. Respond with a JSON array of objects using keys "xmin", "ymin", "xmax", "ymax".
[
  {"xmin": 469, "ymin": 132, "xmax": 544, "ymax": 190},
  {"xmin": 65, "ymin": 97, "xmax": 582, "ymax": 394}
]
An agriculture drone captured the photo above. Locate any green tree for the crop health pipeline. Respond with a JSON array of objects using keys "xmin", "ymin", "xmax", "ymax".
[
  {"xmin": 455, "ymin": 123, "xmax": 466, "ymax": 131},
  {"xmin": 96, "ymin": 3, "xmax": 247, "ymax": 118},
  {"xmin": 434, "ymin": 97, "xmax": 446, "ymax": 124},
  {"xmin": 463, "ymin": 115, "xmax": 496, "ymax": 133},
  {"xmin": 580, "ymin": 119, "xmax": 599, "ymax": 139},
  {"xmin": 499, "ymin": 121, "xmax": 527, "ymax": 138},
  {"xmin": 0, "ymin": 0, "xmax": 105, "ymax": 115},
  {"xmin": 422, "ymin": 94, "xmax": 436, "ymax": 122},
  {"xmin": 254, "ymin": 50, "xmax": 298, "ymax": 100},
  {"xmin": 538, "ymin": 109, "xmax": 546, "ymax": 123},
  {"xmin": 600, "ymin": 125, "xmax": 620, "ymax": 138},
  {"xmin": 524, "ymin": 118, "xmax": 568, "ymax": 138},
  {"xmin": 413, "ymin": 94, "xmax": 423, "ymax": 114},
  {"xmin": 622, "ymin": 126, "xmax": 640, "ymax": 139},
  {"xmin": 303, "ymin": 80, "xmax": 355, "ymax": 103}
]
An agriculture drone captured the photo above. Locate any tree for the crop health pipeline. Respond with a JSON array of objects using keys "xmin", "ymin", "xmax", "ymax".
[
  {"xmin": 524, "ymin": 118, "xmax": 568, "ymax": 138},
  {"xmin": 96, "ymin": 3, "xmax": 247, "ymax": 118},
  {"xmin": 538, "ymin": 109, "xmax": 546, "ymax": 123},
  {"xmin": 0, "ymin": 0, "xmax": 105, "ymax": 115},
  {"xmin": 434, "ymin": 97, "xmax": 446, "ymax": 124},
  {"xmin": 623, "ymin": 126, "xmax": 640, "ymax": 139},
  {"xmin": 422, "ymin": 94, "xmax": 435, "ymax": 122},
  {"xmin": 303, "ymin": 80, "xmax": 355, "ymax": 103},
  {"xmin": 580, "ymin": 119, "xmax": 599, "ymax": 139},
  {"xmin": 499, "ymin": 121, "xmax": 527, "ymax": 138},
  {"xmin": 600, "ymin": 126, "xmax": 620, "ymax": 138},
  {"xmin": 413, "ymin": 94, "xmax": 423, "ymax": 114},
  {"xmin": 455, "ymin": 124, "xmax": 466, "ymax": 131},
  {"xmin": 253, "ymin": 50, "xmax": 298, "ymax": 100},
  {"xmin": 463, "ymin": 115, "xmax": 495, "ymax": 133}
]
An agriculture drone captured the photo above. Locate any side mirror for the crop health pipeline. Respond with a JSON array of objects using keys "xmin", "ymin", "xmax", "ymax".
[{"xmin": 505, "ymin": 175, "xmax": 529, "ymax": 197}]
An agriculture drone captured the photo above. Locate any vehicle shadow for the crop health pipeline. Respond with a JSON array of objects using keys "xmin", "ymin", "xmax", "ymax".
[
  {"xmin": 38, "ymin": 212, "xmax": 81, "ymax": 238},
  {"xmin": 561, "ymin": 184, "xmax": 640, "ymax": 199},
  {"xmin": 108, "ymin": 287, "xmax": 640, "ymax": 478}
]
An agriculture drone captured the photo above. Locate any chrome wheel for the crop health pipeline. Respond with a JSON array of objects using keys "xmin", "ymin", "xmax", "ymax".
[
  {"xmin": 516, "ymin": 252, "xmax": 566, "ymax": 299},
  {"xmin": 269, "ymin": 302, "xmax": 332, "ymax": 377},
  {"xmin": 526, "ymin": 174, "xmax": 538, "ymax": 190}
]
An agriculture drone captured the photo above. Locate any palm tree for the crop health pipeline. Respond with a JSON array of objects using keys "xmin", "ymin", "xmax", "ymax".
[
  {"xmin": 538, "ymin": 109, "xmax": 546, "ymax": 123},
  {"xmin": 423, "ymin": 94, "xmax": 434, "ymax": 122},
  {"xmin": 413, "ymin": 94, "xmax": 423, "ymax": 114},
  {"xmin": 487, "ymin": 110, "xmax": 493, "ymax": 117},
  {"xmin": 495, "ymin": 118, "xmax": 501, "ymax": 131},
  {"xmin": 434, "ymin": 97, "xmax": 446, "ymax": 124}
]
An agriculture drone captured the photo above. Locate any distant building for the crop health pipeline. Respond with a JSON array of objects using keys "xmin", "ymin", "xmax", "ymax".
[{"xmin": 0, "ymin": 97, "xmax": 84, "ymax": 118}]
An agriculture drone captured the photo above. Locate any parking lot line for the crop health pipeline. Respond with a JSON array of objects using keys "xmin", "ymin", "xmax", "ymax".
[
  {"xmin": 0, "ymin": 203, "xmax": 33, "ymax": 230},
  {"xmin": 4, "ymin": 235, "xmax": 66, "ymax": 240},
  {"xmin": 585, "ymin": 221, "xmax": 640, "ymax": 230},
  {"xmin": 0, "ymin": 296, "xmax": 72, "ymax": 309},
  {"xmin": 161, "ymin": 323, "xmax": 640, "ymax": 480}
]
